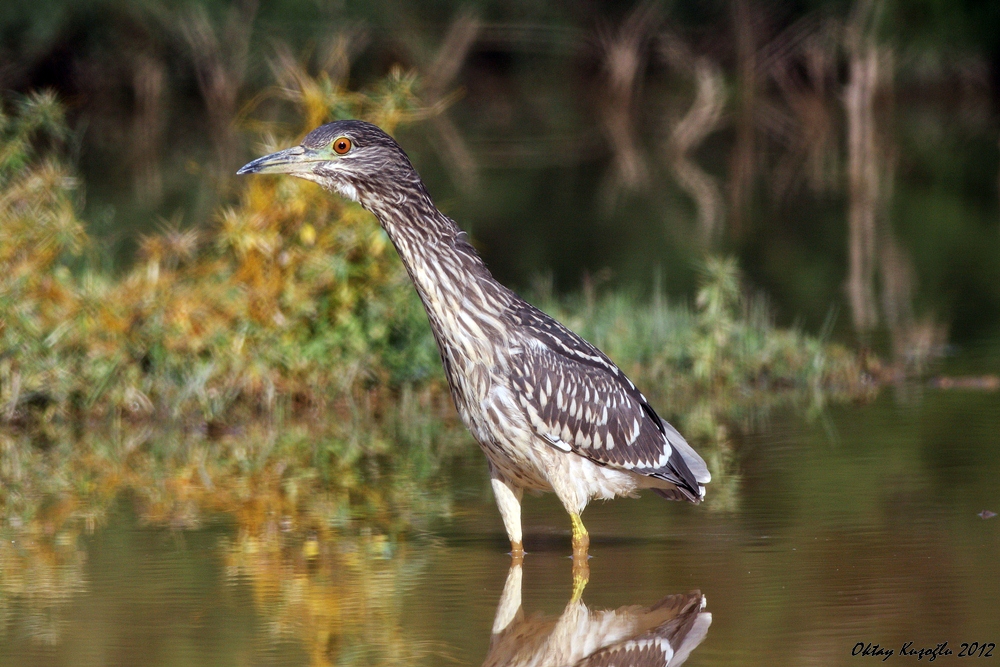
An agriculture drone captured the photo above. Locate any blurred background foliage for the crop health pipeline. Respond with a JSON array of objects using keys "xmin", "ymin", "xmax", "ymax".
[{"xmin": 0, "ymin": 0, "xmax": 997, "ymax": 348}]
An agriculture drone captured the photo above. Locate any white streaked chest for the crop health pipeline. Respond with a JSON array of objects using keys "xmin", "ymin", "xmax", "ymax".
[{"xmin": 476, "ymin": 383, "xmax": 551, "ymax": 489}]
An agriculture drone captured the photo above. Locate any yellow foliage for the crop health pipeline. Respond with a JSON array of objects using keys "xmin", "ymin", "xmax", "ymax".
[{"xmin": 1, "ymin": 60, "xmax": 439, "ymax": 422}]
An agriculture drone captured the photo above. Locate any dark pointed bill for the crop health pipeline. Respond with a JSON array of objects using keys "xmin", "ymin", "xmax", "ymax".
[{"xmin": 237, "ymin": 146, "xmax": 312, "ymax": 175}]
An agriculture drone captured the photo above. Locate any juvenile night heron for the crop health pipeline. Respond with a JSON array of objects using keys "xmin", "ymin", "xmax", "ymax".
[
  {"xmin": 238, "ymin": 120, "xmax": 710, "ymax": 561},
  {"xmin": 485, "ymin": 565, "xmax": 711, "ymax": 667}
]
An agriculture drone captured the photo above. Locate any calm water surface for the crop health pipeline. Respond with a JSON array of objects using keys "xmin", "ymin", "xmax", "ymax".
[{"xmin": 1, "ymin": 386, "xmax": 998, "ymax": 666}]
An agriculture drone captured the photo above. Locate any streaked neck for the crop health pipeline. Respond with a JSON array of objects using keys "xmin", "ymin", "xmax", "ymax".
[{"xmin": 365, "ymin": 189, "xmax": 511, "ymax": 352}]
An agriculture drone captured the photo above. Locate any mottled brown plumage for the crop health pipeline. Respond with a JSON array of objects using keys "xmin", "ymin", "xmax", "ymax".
[{"xmin": 238, "ymin": 120, "xmax": 710, "ymax": 557}]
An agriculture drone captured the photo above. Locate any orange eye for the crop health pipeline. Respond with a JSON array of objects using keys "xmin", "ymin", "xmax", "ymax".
[{"xmin": 333, "ymin": 137, "xmax": 352, "ymax": 154}]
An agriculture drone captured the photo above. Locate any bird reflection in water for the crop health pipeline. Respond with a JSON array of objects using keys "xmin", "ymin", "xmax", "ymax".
[{"xmin": 484, "ymin": 565, "xmax": 711, "ymax": 667}]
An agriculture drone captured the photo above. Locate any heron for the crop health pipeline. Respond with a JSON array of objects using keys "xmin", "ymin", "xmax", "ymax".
[
  {"xmin": 238, "ymin": 120, "xmax": 710, "ymax": 565},
  {"xmin": 485, "ymin": 564, "xmax": 711, "ymax": 667}
]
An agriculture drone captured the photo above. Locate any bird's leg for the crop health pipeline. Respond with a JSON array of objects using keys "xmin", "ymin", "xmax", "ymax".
[
  {"xmin": 571, "ymin": 565, "xmax": 589, "ymax": 602},
  {"xmin": 491, "ymin": 563, "xmax": 523, "ymax": 635},
  {"xmin": 570, "ymin": 512, "xmax": 590, "ymax": 597},
  {"xmin": 491, "ymin": 476, "xmax": 525, "ymax": 559},
  {"xmin": 570, "ymin": 513, "xmax": 589, "ymax": 557}
]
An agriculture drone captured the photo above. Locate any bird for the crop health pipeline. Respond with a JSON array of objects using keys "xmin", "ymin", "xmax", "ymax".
[
  {"xmin": 238, "ymin": 120, "xmax": 711, "ymax": 564},
  {"xmin": 484, "ymin": 564, "xmax": 711, "ymax": 667}
]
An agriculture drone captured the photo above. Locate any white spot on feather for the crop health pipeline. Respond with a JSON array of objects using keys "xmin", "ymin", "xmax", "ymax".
[
  {"xmin": 335, "ymin": 181, "xmax": 359, "ymax": 201},
  {"xmin": 545, "ymin": 434, "xmax": 571, "ymax": 452}
]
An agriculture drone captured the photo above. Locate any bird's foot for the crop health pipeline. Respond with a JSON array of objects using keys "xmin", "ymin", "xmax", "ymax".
[{"xmin": 509, "ymin": 541, "xmax": 525, "ymax": 566}]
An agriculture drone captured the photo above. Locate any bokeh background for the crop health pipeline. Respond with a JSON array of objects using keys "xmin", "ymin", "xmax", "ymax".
[{"xmin": 4, "ymin": 0, "xmax": 998, "ymax": 353}]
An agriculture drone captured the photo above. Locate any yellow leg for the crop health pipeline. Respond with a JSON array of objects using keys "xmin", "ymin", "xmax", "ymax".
[
  {"xmin": 571, "ymin": 559, "xmax": 589, "ymax": 601},
  {"xmin": 570, "ymin": 512, "xmax": 590, "ymax": 600},
  {"xmin": 570, "ymin": 513, "xmax": 590, "ymax": 555}
]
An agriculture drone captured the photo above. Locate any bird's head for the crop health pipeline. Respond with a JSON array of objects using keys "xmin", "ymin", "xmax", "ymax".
[{"xmin": 237, "ymin": 120, "xmax": 417, "ymax": 204}]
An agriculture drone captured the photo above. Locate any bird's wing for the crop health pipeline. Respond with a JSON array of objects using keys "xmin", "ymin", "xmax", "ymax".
[
  {"xmin": 571, "ymin": 593, "xmax": 712, "ymax": 667},
  {"xmin": 505, "ymin": 302, "xmax": 709, "ymax": 500}
]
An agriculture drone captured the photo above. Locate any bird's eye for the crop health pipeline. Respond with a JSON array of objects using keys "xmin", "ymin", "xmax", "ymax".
[{"xmin": 333, "ymin": 137, "xmax": 352, "ymax": 155}]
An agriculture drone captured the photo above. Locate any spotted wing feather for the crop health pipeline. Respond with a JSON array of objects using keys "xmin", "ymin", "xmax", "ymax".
[
  {"xmin": 506, "ymin": 301, "xmax": 706, "ymax": 501},
  {"xmin": 573, "ymin": 593, "xmax": 711, "ymax": 667}
]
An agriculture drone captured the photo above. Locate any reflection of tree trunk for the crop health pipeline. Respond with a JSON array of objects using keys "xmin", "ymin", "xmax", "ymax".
[
  {"xmin": 182, "ymin": 0, "xmax": 258, "ymax": 179},
  {"xmin": 728, "ymin": 0, "xmax": 757, "ymax": 237},
  {"xmin": 596, "ymin": 2, "xmax": 659, "ymax": 210},
  {"xmin": 131, "ymin": 54, "xmax": 165, "ymax": 205},
  {"xmin": 844, "ymin": 42, "xmax": 881, "ymax": 333},
  {"xmin": 880, "ymin": 229, "xmax": 947, "ymax": 367},
  {"xmin": 667, "ymin": 59, "xmax": 726, "ymax": 242},
  {"xmin": 879, "ymin": 233, "xmax": 912, "ymax": 352},
  {"xmin": 769, "ymin": 28, "xmax": 839, "ymax": 199},
  {"xmin": 843, "ymin": 0, "xmax": 942, "ymax": 366},
  {"xmin": 423, "ymin": 10, "xmax": 480, "ymax": 192}
]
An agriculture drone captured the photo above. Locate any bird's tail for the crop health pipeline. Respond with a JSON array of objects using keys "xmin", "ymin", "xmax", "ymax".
[
  {"xmin": 652, "ymin": 486, "xmax": 702, "ymax": 503},
  {"xmin": 660, "ymin": 419, "xmax": 711, "ymax": 485},
  {"xmin": 644, "ymin": 418, "xmax": 710, "ymax": 503}
]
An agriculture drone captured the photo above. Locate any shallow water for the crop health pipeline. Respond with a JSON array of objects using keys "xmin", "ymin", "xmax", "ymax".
[{"xmin": 1, "ymin": 385, "xmax": 998, "ymax": 666}]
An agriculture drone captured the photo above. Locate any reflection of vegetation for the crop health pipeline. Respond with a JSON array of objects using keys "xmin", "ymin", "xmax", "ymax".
[
  {"xmin": 0, "ymin": 390, "xmax": 468, "ymax": 534},
  {"xmin": 0, "ymin": 504, "xmax": 448, "ymax": 666},
  {"xmin": 0, "ymin": 525, "xmax": 87, "ymax": 647},
  {"xmin": 224, "ymin": 530, "xmax": 450, "ymax": 667},
  {"xmin": 0, "ymin": 400, "xmax": 465, "ymax": 661}
]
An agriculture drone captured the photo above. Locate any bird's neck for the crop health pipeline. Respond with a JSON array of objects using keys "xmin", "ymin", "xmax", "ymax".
[{"xmin": 366, "ymin": 190, "xmax": 512, "ymax": 357}]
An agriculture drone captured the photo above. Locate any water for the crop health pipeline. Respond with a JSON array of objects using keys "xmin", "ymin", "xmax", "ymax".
[{"xmin": 1, "ymin": 386, "xmax": 998, "ymax": 666}]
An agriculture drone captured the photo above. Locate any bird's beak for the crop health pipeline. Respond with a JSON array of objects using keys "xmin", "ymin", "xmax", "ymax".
[{"xmin": 237, "ymin": 146, "xmax": 324, "ymax": 176}]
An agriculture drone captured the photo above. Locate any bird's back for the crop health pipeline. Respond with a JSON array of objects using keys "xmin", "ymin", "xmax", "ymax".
[{"xmin": 501, "ymin": 299, "xmax": 709, "ymax": 501}]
